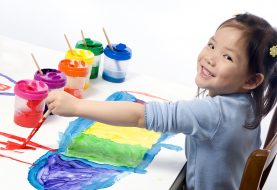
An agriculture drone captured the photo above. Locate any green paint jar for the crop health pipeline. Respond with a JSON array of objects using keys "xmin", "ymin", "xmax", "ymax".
[{"xmin": 75, "ymin": 38, "xmax": 103, "ymax": 79}]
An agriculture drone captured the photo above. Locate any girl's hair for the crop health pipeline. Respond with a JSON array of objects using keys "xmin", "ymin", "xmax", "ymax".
[{"xmin": 198, "ymin": 13, "xmax": 277, "ymax": 129}]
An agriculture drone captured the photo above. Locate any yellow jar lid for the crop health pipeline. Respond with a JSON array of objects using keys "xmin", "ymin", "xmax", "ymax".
[{"xmin": 65, "ymin": 48, "xmax": 94, "ymax": 65}]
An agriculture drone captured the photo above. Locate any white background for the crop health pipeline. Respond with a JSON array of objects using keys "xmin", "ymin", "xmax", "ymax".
[
  {"xmin": 0, "ymin": 0, "xmax": 276, "ymax": 189},
  {"xmin": 0, "ymin": 0, "xmax": 276, "ymax": 87}
]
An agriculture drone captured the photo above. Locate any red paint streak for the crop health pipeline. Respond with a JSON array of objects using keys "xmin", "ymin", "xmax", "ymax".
[
  {"xmin": 0, "ymin": 141, "xmax": 34, "ymax": 150},
  {"xmin": 0, "ymin": 131, "xmax": 57, "ymax": 151},
  {"xmin": 0, "ymin": 83, "xmax": 11, "ymax": 91},
  {"xmin": 22, "ymin": 116, "xmax": 46, "ymax": 148},
  {"xmin": 0, "ymin": 131, "xmax": 29, "ymax": 142},
  {"xmin": 10, "ymin": 141, "xmax": 36, "ymax": 150},
  {"xmin": 122, "ymin": 90, "xmax": 169, "ymax": 101},
  {"xmin": 0, "ymin": 130, "xmax": 56, "ymax": 165},
  {"xmin": 0, "ymin": 153, "xmax": 34, "ymax": 166}
]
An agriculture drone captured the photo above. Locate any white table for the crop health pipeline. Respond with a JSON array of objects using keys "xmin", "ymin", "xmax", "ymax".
[{"xmin": 0, "ymin": 35, "xmax": 195, "ymax": 190}]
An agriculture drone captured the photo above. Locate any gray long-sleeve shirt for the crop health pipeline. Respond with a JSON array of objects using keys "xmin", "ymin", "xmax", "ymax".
[{"xmin": 145, "ymin": 93, "xmax": 261, "ymax": 190}]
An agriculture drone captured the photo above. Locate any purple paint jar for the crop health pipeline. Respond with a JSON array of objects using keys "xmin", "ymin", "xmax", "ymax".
[{"xmin": 34, "ymin": 68, "xmax": 67, "ymax": 91}]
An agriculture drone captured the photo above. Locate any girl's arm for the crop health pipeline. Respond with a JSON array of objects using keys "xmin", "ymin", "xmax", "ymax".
[{"xmin": 46, "ymin": 90, "xmax": 145, "ymax": 128}]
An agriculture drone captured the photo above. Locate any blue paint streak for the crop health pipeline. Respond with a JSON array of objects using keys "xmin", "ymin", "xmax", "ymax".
[
  {"xmin": 0, "ymin": 92, "xmax": 15, "ymax": 96},
  {"xmin": 160, "ymin": 143, "xmax": 183, "ymax": 151},
  {"xmin": 0, "ymin": 72, "xmax": 17, "ymax": 84},
  {"xmin": 106, "ymin": 91, "xmax": 138, "ymax": 102}
]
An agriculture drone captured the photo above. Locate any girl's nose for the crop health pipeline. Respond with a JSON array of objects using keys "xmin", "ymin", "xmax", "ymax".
[{"xmin": 205, "ymin": 56, "xmax": 216, "ymax": 66}]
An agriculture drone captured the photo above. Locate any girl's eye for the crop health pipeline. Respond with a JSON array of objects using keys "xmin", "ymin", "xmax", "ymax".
[
  {"xmin": 208, "ymin": 43, "xmax": 214, "ymax": 49},
  {"xmin": 224, "ymin": 54, "xmax": 233, "ymax": 62}
]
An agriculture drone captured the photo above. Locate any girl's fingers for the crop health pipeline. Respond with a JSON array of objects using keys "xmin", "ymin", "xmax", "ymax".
[
  {"xmin": 47, "ymin": 102, "xmax": 53, "ymax": 111},
  {"xmin": 46, "ymin": 91, "xmax": 58, "ymax": 104}
]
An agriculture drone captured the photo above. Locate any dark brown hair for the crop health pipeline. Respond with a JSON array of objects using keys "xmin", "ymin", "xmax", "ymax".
[{"xmin": 199, "ymin": 13, "xmax": 277, "ymax": 128}]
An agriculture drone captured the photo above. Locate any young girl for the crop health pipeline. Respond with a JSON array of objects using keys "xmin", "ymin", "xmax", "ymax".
[{"xmin": 47, "ymin": 13, "xmax": 277, "ymax": 190}]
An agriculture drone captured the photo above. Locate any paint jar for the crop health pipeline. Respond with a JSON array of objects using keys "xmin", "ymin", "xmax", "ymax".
[
  {"xmin": 58, "ymin": 59, "xmax": 88, "ymax": 99},
  {"xmin": 34, "ymin": 68, "xmax": 67, "ymax": 113},
  {"xmin": 14, "ymin": 79, "xmax": 48, "ymax": 128},
  {"xmin": 102, "ymin": 43, "xmax": 132, "ymax": 83},
  {"xmin": 65, "ymin": 48, "xmax": 94, "ymax": 89},
  {"xmin": 75, "ymin": 38, "xmax": 103, "ymax": 79}
]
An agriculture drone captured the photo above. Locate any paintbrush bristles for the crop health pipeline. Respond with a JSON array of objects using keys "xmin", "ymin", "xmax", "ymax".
[
  {"xmin": 31, "ymin": 53, "xmax": 43, "ymax": 75},
  {"xmin": 102, "ymin": 27, "xmax": 114, "ymax": 51}
]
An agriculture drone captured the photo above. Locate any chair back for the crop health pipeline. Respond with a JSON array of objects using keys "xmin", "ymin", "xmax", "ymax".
[
  {"xmin": 239, "ymin": 107, "xmax": 277, "ymax": 190},
  {"xmin": 264, "ymin": 107, "xmax": 277, "ymax": 147}
]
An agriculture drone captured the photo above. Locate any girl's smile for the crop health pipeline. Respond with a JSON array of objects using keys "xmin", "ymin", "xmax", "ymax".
[
  {"xmin": 195, "ymin": 26, "xmax": 250, "ymax": 96},
  {"xmin": 200, "ymin": 65, "xmax": 215, "ymax": 79}
]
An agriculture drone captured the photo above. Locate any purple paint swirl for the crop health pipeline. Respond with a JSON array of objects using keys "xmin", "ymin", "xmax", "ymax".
[{"xmin": 37, "ymin": 154, "xmax": 123, "ymax": 190}]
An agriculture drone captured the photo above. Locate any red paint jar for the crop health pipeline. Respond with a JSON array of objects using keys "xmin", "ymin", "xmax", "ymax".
[{"xmin": 14, "ymin": 80, "xmax": 48, "ymax": 128}]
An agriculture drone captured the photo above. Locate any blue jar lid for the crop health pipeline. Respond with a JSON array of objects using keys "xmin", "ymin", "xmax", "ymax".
[{"xmin": 104, "ymin": 43, "xmax": 132, "ymax": 61}]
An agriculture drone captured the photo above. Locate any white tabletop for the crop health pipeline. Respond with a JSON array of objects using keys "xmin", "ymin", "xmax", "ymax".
[{"xmin": 0, "ymin": 35, "xmax": 195, "ymax": 190}]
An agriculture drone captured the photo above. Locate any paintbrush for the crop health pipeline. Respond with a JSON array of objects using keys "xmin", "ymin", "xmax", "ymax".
[
  {"xmin": 102, "ymin": 27, "xmax": 122, "ymax": 72},
  {"xmin": 81, "ymin": 30, "xmax": 87, "ymax": 48},
  {"xmin": 21, "ymin": 109, "xmax": 51, "ymax": 148},
  {"xmin": 31, "ymin": 53, "xmax": 43, "ymax": 75},
  {"xmin": 64, "ymin": 33, "xmax": 74, "ymax": 55}
]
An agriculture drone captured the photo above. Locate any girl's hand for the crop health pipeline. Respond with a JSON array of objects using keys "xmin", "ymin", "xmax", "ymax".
[{"xmin": 46, "ymin": 90, "xmax": 80, "ymax": 117}]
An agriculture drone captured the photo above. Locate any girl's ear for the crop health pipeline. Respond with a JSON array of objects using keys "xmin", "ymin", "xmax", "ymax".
[{"xmin": 243, "ymin": 73, "xmax": 264, "ymax": 90}]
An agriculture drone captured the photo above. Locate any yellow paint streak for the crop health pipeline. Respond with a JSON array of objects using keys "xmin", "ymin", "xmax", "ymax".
[{"xmin": 84, "ymin": 122, "xmax": 161, "ymax": 149}]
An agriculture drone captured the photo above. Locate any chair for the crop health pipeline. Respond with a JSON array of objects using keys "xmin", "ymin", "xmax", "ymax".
[{"xmin": 239, "ymin": 108, "xmax": 277, "ymax": 190}]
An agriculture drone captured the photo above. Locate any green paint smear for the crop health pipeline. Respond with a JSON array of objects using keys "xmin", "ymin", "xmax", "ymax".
[{"xmin": 65, "ymin": 134, "xmax": 148, "ymax": 167}]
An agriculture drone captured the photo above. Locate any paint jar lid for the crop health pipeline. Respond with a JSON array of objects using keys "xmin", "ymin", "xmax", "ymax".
[
  {"xmin": 65, "ymin": 48, "xmax": 94, "ymax": 64},
  {"xmin": 104, "ymin": 43, "xmax": 132, "ymax": 61},
  {"xmin": 34, "ymin": 68, "xmax": 67, "ymax": 89},
  {"xmin": 75, "ymin": 38, "xmax": 104, "ymax": 56},
  {"xmin": 14, "ymin": 79, "xmax": 48, "ymax": 100},
  {"xmin": 58, "ymin": 59, "xmax": 89, "ymax": 77}
]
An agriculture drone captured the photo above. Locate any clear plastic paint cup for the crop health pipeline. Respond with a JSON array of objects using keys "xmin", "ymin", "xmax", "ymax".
[
  {"xmin": 14, "ymin": 79, "xmax": 48, "ymax": 128},
  {"xmin": 75, "ymin": 38, "xmax": 103, "ymax": 79},
  {"xmin": 58, "ymin": 59, "xmax": 88, "ymax": 99},
  {"xmin": 65, "ymin": 48, "xmax": 94, "ymax": 89},
  {"xmin": 102, "ymin": 43, "xmax": 132, "ymax": 83},
  {"xmin": 34, "ymin": 68, "xmax": 67, "ymax": 113}
]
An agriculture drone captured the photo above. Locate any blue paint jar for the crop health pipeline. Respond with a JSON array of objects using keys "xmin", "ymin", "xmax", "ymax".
[{"xmin": 102, "ymin": 43, "xmax": 132, "ymax": 83}]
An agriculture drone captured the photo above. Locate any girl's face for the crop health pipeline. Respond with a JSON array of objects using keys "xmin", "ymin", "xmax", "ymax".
[{"xmin": 195, "ymin": 26, "xmax": 251, "ymax": 96}]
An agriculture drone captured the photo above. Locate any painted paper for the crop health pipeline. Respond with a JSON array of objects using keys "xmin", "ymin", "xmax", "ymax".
[{"xmin": 27, "ymin": 91, "xmax": 181, "ymax": 190}]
